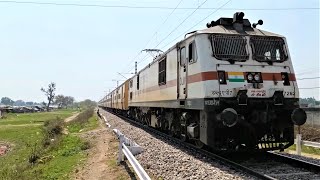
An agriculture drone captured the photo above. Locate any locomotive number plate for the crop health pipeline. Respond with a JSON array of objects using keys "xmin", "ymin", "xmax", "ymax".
[{"xmin": 247, "ymin": 89, "xmax": 267, "ymax": 97}]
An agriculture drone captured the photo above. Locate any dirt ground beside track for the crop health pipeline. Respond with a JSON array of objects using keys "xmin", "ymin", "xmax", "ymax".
[
  {"xmin": 72, "ymin": 117, "xmax": 133, "ymax": 180},
  {"xmin": 64, "ymin": 113, "xmax": 80, "ymax": 123}
]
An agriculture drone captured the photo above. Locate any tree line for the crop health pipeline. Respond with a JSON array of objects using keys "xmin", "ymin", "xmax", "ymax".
[
  {"xmin": 1, "ymin": 82, "xmax": 97, "ymax": 112},
  {"xmin": 300, "ymin": 97, "xmax": 320, "ymax": 106}
]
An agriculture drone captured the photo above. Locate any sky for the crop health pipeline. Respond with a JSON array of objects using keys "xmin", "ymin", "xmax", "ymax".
[{"xmin": 0, "ymin": 0, "xmax": 319, "ymax": 102}]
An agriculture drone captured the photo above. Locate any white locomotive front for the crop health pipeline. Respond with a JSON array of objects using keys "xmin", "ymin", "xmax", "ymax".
[{"xmin": 101, "ymin": 12, "xmax": 307, "ymax": 151}]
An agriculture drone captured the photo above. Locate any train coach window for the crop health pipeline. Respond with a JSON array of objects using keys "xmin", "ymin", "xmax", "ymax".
[
  {"xmin": 158, "ymin": 57, "xmax": 166, "ymax": 85},
  {"xmin": 188, "ymin": 41, "xmax": 197, "ymax": 64},
  {"xmin": 129, "ymin": 79, "xmax": 133, "ymax": 88},
  {"xmin": 180, "ymin": 47, "xmax": 186, "ymax": 66},
  {"xmin": 137, "ymin": 75, "xmax": 140, "ymax": 90}
]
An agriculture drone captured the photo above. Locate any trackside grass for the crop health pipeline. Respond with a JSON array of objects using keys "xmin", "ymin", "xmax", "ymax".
[
  {"xmin": 67, "ymin": 108, "xmax": 98, "ymax": 133},
  {"xmin": 0, "ymin": 109, "xmax": 95, "ymax": 180},
  {"xmin": 287, "ymin": 144, "xmax": 320, "ymax": 155},
  {"xmin": 0, "ymin": 109, "xmax": 75, "ymax": 126}
]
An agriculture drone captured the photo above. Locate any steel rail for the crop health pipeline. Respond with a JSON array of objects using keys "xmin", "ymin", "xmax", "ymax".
[{"xmin": 267, "ymin": 151, "xmax": 320, "ymax": 173}]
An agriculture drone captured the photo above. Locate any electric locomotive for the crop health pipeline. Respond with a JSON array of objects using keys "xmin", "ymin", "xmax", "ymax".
[{"xmin": 99, "ymin": 12, "xmax": 306, "ymax": 151}]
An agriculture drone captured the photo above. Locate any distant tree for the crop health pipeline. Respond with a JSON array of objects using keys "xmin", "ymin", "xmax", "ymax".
[
  {"xmin": 41, "ymin": 101, "xmax": 47, "ymax": 107},
  {"xmin": 13, "ymin": 100, "xmax": 26, "ymax": 106},
  {"xmin": 79, "ymin": 99, "xmax": 97, "ymax": 109},
  {"xmin": 41, "ymin": 82, "xmax": 56, "ymax": 112},
  {"xmin": 55, "ymin": 95, "xmax": 65, "ymax": 108},
  {"xmin": 1, "ymin": 97, "xmax": 15, "ymax": 105},
  {"xmin": 26, "ymin": 102, "xmax": 34, "ymax": 106},
  {"xmin": 55, "ymin": 95, "xmax": 75, "ymax": 109},
  {"xmin": 300, "ymin": 97, "xmax": 320, "ymax": 106},
  {"xmin": 65, "ymin": 96, "xmax": 75, "ymax": 108}
]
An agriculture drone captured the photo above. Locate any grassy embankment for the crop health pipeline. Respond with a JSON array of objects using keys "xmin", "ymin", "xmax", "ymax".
[
  {"xmin": 285, "ymin": 124, "xmax": 320, "ymax": 156},
  {"xmin": 67, "ymin": 109, "xmax": 99, "ymax": 133},
  {"xmin": 286, "ymin": 144, "xmax": 320, "ymax": 155},
  {"xmin": 0, "ymin": 108, "xmax": 98, "ymax": 180}
]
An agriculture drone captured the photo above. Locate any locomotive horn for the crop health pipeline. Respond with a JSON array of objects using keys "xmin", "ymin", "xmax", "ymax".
[
  {"xmin": 233, "ymin": 12, "xmax": 245, "ymax": 23},
  {"xmin": 221, "ymin": 108, "xmax": 238, "ymax": 127},
  {"xmin": 253, "ymin": 20, "xmax": 263, "ymax": 28},
  {"xmin": 291, "ymin": 108, "xmax": 307, "ymax": 126}
]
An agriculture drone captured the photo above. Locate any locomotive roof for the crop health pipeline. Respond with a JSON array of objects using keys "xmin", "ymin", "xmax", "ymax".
[
  {"xmin": 192, "ymin": 25, "xmax": 283, "ymax": 37},
  {"xmin": 102, "ymin": 12, "xmax": 286, "ymax": 100}
]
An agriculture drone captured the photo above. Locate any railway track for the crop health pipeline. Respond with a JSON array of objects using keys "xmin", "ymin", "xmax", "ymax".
[{"xmin": 105, "ymin": 109, "xmax": 320, "ymax": 180}]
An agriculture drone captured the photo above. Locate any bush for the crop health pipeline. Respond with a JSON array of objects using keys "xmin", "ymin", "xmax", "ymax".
[
  {"xmin": 72, "ymin": 108, "xmax": 94, "ymax": 124},
  {"xmin": 80, "ymin": 141, "xmax": 90, "ymax": 150},
  {"xmin": 67, "ymin": 108, "xmax": 94, "ymax": 133},
  {"xmin": 42, "ymin": 117, "xmax": 64, "ymax": 147},
  {"xmin": 295, "ymin": 124, "xmax": 320, "ymax": 142},
  {"xmin": 43, "ymin": 117, "xmax": 64, "ymax": 137}
]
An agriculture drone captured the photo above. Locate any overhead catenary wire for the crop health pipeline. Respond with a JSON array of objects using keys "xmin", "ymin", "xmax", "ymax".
[
  {"xmin": 132, "ymin": 0, "xmax": 230, "ymax": 73},
  {"xmin": 135, "ymin": 0, "xmax": 219, "ymax": 67},
  {"xmin": 140, "ymin": 0, "xmax": 184, "ymax": 49},
  {"xmin": 0, "ymin": 1, "xmax": 318, "ymax": 10},
  {"xmin": 160, "ymin": 0, "xmax": 232, "ymax": 50},
  {"xmin": 297, "ymin": 77, "xmax": 320, "ymax": 80},
  {"xmin": 153, "ymin": 0, "xmax": 210, "ymax": 49},
  {"xmin": 120, "ymin": 0, "xmax": 183, "ymax": 74},
  {"xmin": 126, "ymin": 53, "xmax": 151, "ymax": 73},
  {"xmin": 133, "ymin": 0, "xmax": 231, "ymax": 69},
  {"xmin": 299, "ymin": 87, "xmax": 320, "ymax": 89}
]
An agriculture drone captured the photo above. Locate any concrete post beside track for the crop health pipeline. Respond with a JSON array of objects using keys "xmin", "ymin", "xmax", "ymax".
[
  {"xmin": 296, "ymin": 134, "xmax": 302, "ymax": 155},
  {"xmin": 118, "ymin": 134, "xmax": 124, "ymax": 164}
]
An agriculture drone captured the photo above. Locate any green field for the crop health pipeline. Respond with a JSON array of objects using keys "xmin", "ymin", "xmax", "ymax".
[
  {"xmin": 67, "ymin": 113, "xmax": 99, "ymax": 133},
  {"xmin": 0, "ymin": 109, "xmax": 75, "ymax": 125},
  {"xmin": 0, "ymin": 109, "xmax": 92, "ymax": 180}
]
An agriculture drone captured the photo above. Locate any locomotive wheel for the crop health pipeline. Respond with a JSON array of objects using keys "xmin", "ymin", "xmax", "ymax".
[
  {"xmin": 195, "ymin": 139, "xmax": 204, "ymax": 149},
  {"xmin": 180, "ymin": 124, "xmax": 188, "ymax": 142},
  {"xmin": 180, "ymin": 133, "xmax": 187, "ymax": 141},
  {"xmin": 141, "ymin": 114, "xmax": 146, "ymax": 125},
  {"xmin": 169, "ymin": 124, "xmax": 177, "ymax": 137}
]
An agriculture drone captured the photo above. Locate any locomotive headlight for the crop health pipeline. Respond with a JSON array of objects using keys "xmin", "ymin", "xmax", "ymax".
[
  {"xmin": 254, "ymin": 74, "xmax": 260, "ymax": 81},
  {"xmin": 247, "ymin": 74, "xmax": 253, "ymax": 81}
]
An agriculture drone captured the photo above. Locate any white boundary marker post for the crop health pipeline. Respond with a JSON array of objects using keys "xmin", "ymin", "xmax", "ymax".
[
  {"xmin": 296, "ymin": 133, "xmax": 302, "ymax": 155},
  {"xmin": 118, "ymin": 134, "xmax": 124, "ymax": 164}
]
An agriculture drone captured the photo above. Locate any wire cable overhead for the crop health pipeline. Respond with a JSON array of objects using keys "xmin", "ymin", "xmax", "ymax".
[
  {"xmin": 120, "ymin": 0, "xmax": 184, "ymax": 74},
  {"xmin": 0, "ymin": 1, "xmax": 318, "ymax": 10}
]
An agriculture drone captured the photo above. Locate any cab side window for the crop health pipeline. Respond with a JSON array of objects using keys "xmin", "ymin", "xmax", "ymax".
[
  {"xmin": 180, "ymin": 47, "xmax": 186, "ymax": 67},
  {"xmin": 158, "ymin": 57, "xmax": 166, "ymax": 85},
  {"xmin": 188, "ymin": 41, "xmax": 197, "ymax": 64}
]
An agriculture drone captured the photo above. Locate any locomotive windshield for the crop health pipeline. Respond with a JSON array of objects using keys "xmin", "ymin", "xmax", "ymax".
[
  {"xmin": 250, "ymin": 36, "xmax": 288, "ymax": 62},
  {"xmin": 211, "ymin": 34, "xmax": 249, "ymax": 61}
]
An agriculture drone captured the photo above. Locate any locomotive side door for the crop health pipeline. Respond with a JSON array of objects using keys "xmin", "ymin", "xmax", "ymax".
[{"xmin": 178, "ymin": 45, "xmax": 187, "ymax": 100}]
